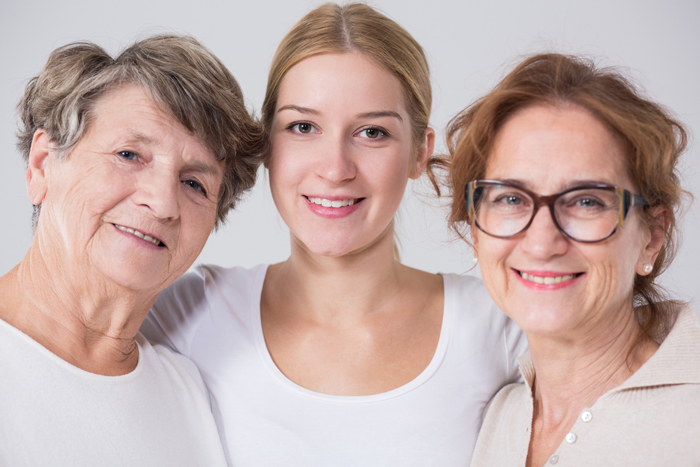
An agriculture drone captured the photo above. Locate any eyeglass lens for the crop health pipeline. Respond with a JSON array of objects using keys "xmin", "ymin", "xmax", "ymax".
[{"xmin": 473, "ymin": 184, "xmax": 622, "ymax": 242}]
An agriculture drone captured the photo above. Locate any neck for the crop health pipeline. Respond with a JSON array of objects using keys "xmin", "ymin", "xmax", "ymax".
[
  {"xmin": 268, "ymin": 222, "xmax": 406, "ymax": 324},
  {"xmin": 0, "ymin": 236, "xmax": 158, "ymax": 376},
  {"xmin": 527, "ymin": 303, "xmax": 658, "ymax": 428}
]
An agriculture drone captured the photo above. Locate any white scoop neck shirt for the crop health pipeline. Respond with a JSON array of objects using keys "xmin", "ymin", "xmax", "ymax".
[{"xmin": 142, "ymin": 264, "xmax": 526, "ymax": 466}]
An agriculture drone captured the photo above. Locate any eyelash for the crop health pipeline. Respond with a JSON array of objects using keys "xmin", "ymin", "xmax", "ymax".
[
  {"xmin": 356, "ymin": 126, "xmax": 389, "ymax": 139},
  {"xmin": 183, "ymin": 179, "xmax": 207, "ymax": 196},
  {"xmin": 117, "ymin": 151, "xmax": 208, "ymax": 197},
  {"xmin": 118, "ymin": 150, "xmax": 138, "ymax": 161},
  {"xmin": 284, "ymin": 122, "xmax": 390, "ymax": 140},
  {"xmin": 285, "ymin": 121, "xmax": 317, "ymax": 134}
]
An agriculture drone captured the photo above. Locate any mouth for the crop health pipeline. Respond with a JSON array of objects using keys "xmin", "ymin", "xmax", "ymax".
[
  {"xmin": 515, "ymin": 269, "xmax": 583, "ymax": 285},
  {"xmin": 303, "ymin": 196, "xmax": 363, "ymax": 208},
  {"xmin": 113, "ymin": 224, "xmax": 166, "ymax": 247}
]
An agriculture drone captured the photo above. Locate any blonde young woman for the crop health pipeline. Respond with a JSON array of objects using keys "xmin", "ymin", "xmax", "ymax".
[{"xmin": 142, "ymin": 4, "xmax": 526, "ymax": 465}]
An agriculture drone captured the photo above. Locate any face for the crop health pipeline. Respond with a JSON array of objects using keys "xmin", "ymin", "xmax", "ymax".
[
  {"xmin": 474, "ymin": 104, "xmax": 657, "ymax": 339},
  {"xmin": 30, "ymin": 85, "xmax": 223, "ymax": 292},
  {"xmin": 268, "ymin": 52, "xmax": 432, "ymax": 257}
]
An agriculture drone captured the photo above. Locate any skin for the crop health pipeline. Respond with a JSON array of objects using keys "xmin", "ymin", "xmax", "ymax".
[
  {"xmin": 261, "ymin": 52, "xmax": 444, "ymax": 396},
  {"xmin": 0, "ymin": 85, "xmax": 223, "ymax": 376},
  {"xmin": 471, "ymin": 104, "xmax": 665, "ymax": 467}
]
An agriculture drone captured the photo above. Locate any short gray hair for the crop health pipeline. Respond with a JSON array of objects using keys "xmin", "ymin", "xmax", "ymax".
[{"xmin": 17, "ymin": 34, "xmax": 265, "ymax": 227}]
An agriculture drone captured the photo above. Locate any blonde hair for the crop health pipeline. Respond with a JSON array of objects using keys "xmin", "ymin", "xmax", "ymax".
[{"xmin": 261, "ymin": 2, "xmax": 431, "ymax": 152}]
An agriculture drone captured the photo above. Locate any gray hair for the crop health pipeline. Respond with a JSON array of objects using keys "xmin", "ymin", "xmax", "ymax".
[{"xmin": 17, "ymin": 34, "xmax": 265, "ymax": 227}]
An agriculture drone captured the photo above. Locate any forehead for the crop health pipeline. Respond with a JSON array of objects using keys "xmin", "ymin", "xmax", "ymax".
[
  {"xmin": 486, "ymin": 104, "xmax": 632, "ymax": 191},
  {"xmin": 276, "ymin": 52, "xmax": 407, "ymax": 115}
]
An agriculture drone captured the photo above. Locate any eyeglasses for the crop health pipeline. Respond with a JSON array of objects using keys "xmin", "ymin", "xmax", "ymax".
[{"xmin": 465, "ymin": 180, "xmax": 648, "ymax": 243}]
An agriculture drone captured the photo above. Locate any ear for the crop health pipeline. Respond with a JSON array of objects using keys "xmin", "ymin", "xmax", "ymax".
[
  {"xmin": 26, "ymin": 129, "xmax": 53, "ymax": 205},
  {"xmin": 409, "ymin": 127, "xmax": 435, "ymax": 180},
  {"xmin": 636, "ymin": 206, "xmax": 667, "ymax": 275}
]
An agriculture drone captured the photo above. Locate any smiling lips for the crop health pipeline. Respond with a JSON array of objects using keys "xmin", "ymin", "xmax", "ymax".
[
  {"xmin": 519, "ymin": 271, "xmax": 580, "ymax": 284},
  {"xmin": 305, "ymin": 196, "xmax": 360, "ymax": 208},
  {"xmin": 114, "ymin": 224, "xmax": 164, "ymax": 247}
]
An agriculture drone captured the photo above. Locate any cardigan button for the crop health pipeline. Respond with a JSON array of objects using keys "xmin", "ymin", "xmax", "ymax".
[
  {"xmin": 581, "ymin": 411, "xmax": 592, "ymax": 422},
  {"xmin": 548, "ymin": 454, "xmax": 559, "ymax": 464},
  {"xmin": 566, "ymin": 432, "xmax": 577, "ymax": 444}
]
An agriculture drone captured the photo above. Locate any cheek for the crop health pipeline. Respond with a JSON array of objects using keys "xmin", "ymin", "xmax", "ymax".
[{"xmin": 476, "ymin": 236, "xmax": 514, "ymax": 301}]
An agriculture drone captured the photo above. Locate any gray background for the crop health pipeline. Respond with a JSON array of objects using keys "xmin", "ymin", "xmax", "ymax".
[{"xmin": 1, "ymin": 0, "xmax": 698, "ymax": 311}]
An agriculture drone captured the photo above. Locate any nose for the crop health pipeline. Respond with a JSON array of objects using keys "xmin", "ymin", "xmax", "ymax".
[
  {"xmin": 132, "ymin": 165, "xmax": 181, "ymax": 221},
  {"xmin": 315, "ymin": 137, "xmax": 356, "ymax": 184},
  {"xmin": 519, "ymin": 205, "xmax": 569, "ymax": 258}
]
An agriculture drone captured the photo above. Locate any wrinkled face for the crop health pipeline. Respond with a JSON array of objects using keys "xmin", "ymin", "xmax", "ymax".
[
  {"xmin": 474, "ymin": 104, "xmax": 652, "ymax": 339},
  {"xmin": 36, "ymin": 85, "xmax": 223, "ymax": 292},
  {"xmin": 268, "ymin": 53, "xmax": 426, "ymax": 257}
]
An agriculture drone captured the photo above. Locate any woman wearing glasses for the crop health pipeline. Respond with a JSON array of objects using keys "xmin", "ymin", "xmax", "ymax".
[{"xmin": 444, "ymin": 53, "xmax": 700, "ymax": 466}]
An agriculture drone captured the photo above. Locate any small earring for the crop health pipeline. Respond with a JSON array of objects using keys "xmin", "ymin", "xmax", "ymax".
[
  {"xmin": 473, "ymin": 256, "xmax": 479, "ymax": 265},
  {"xmin": 643, "ymin": 264, "xmax": 653, "ymax": 274}
]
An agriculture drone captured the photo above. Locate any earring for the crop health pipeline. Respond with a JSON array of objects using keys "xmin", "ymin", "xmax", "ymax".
[
  {"xmin": 473, "ymin": 255, "xmax": 479, "ymax": 265},
  {"xmin": 643, "ymin": 264, "xmax": 653, "ymax": 274}
]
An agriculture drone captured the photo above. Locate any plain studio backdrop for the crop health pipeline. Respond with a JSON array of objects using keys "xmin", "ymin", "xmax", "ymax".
[{"xmin": 1, "ymin": 0, "xmax": 698, "ymax": 314}]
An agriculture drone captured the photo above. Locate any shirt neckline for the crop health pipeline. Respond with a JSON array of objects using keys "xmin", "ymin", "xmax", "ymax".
[
  {"xmin": 0, "ymin": 316, "xmax": 147, "ymax": 382},
  {"xmin": 250, "ymin": 264, "xmax": 454, "ymax": 403}
]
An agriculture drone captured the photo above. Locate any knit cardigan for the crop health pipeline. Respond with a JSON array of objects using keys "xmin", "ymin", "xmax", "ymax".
[{"xmin": 470, "ymin": 303, "xmax": 700, "ymax": 467}]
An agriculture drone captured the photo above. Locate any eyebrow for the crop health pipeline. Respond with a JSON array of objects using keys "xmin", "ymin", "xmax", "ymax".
[
  {"xmin": 496, "ymin": 178, "xmax": 615, "ymax": 191},
  {"xmin": 356, "ymin": 110, "xmax": 403, "ymax": 122},
  {"xmin": 119, "ymin": 130, "xmax": 221, "ymax": 176},
  {"xmin": 277, "ymin": 106, "xmax": 403, "ymax": 122},
  {"xmin": 277, "ymin": 105, "xmax": 320, "ymax": 115},
  {"xmin": 186, "ymin": 160, "xmax": 221, "ymax": 177}
]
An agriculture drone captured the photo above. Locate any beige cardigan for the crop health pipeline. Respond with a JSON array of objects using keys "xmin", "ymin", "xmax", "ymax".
[{"xmin": 470, "ymin": 303, "xmax": 700, "ymax": 467}]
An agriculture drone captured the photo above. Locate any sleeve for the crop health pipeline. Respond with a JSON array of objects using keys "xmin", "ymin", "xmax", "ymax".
[
  {"xmin": 502, "ymin": 316, "xmax": 528, "ymax": 385},
  {"xmin": 140, "ymin": 267, "xmax": 209, "ymax": 357}
]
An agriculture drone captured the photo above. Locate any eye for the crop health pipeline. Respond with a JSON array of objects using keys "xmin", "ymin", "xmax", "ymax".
[
  {"xmin": 183, "ymin": 179, "xmax": 207, "ymax": 196},
  {"xmin": 118, "ymin": 150, "xmax": 138, "ymax": 161},
  {"xmin": 357, "ymin": 127, "xmax": 387, "ymax": 139},
  {"xmin": 287, "ymin": 122, "xmax": 317, "ymax": 134},
  {"xmin": 496, "ymin": 194, "xmax": 525, "ymax": 205}
]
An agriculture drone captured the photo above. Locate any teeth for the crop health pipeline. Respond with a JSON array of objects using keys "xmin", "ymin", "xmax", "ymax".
[
  {"xmin": 307, "ymin": 197, "xmax": 358, "ymax": 208},
  {"xmin": 114, "ymin": 224, "xmax": 162, "ymax": 246},
  {"xmin": 519, "ymin": 271, "xmax": 576, "ymax": 284}
]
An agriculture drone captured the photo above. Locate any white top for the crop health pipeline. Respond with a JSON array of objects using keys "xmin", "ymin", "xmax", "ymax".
[
  {"xmin": 0, "ymin": 318, "xmax": 227, "ymax": 467},
  {"xmin": 470, "ymin": 302, "xmax": 700, "ymax": 467},
  {"xmin": 142, "ymin": 264, "xmax": 527, "ymax": 466}
]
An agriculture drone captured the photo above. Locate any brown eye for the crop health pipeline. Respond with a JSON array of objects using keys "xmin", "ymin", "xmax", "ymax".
[
  {"xmin": 358, "ymin": 127, "xmax": 385, "ymax": 139},
  {"xmin": 298, "ymin": 123, "xmax": 311, "ymax": 133}
]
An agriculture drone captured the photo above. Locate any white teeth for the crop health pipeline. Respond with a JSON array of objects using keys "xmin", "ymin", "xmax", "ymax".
[
  {"xmin": 307, "ymin": 197, "xmax": 358, "ymax": 208},
  {"xmin": 114, "ymin": 224, "xmax": 162, "ymax": 246},
  {"xmin": 519, "ymin": 271, "xmax": 576, "ymax": 284}
]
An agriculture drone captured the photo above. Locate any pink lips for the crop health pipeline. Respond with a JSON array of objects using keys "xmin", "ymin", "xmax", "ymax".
[
  {"xmin": 513, "ymin": 269, "xmax": 583, "ymax": 290},
  {"xmin": 303, "ymin": 196, "xmax": 363, "ymax": 219}
]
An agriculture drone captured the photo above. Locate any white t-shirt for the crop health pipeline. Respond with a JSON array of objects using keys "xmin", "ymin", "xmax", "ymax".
[
  {"xmin": 142, "ymin": 264, "xmax": 527, "ymax": 466},
  {"xmin": 0, "ymin": 318, "xmax": 227, "ymax": 467}
]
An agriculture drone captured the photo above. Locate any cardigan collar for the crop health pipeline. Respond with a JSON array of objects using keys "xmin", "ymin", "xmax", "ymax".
[{"xmin": 516, "ymin": 302, "xmax": 700, "ymax": 391}]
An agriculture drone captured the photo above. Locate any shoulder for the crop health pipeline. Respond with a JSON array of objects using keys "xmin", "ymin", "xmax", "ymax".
[
  {"xmin": 137, "ymin": 333, "xmax": 209, "ymax": 399},
  {"xmin": 442, "ymin": 272, "xmax": 518, "ymax": 332},
  {"xmin": 142, "ymin": 264, "xmax": 267, "ymax": 351}
]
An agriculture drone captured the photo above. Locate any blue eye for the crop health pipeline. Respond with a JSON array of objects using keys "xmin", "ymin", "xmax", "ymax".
[
  {"xmin": 118, "ymin": 151, "xmax": 138, "ymax": 160},
  {"xmin": 183, "ymin": 179, "xmax": 207, "ymax": 196}
]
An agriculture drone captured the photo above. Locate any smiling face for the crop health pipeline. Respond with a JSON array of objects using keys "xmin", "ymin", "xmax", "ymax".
[
  {"xmin": 32, "ymin": 84, "xmax": 223, "ymax": 292},
  {"xmin": 267, "ymin": 52, "xmax": 431, "ymax": 258},
  {"xmin": 474, "ymin": 104, "xmax": 655, "ymax": 339}
]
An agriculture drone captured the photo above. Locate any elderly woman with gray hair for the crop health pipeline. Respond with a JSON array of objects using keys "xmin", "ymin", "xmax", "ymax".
[{"xmin": 0, "ymin": 35, "xmax": 263, "ymax": 466}]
